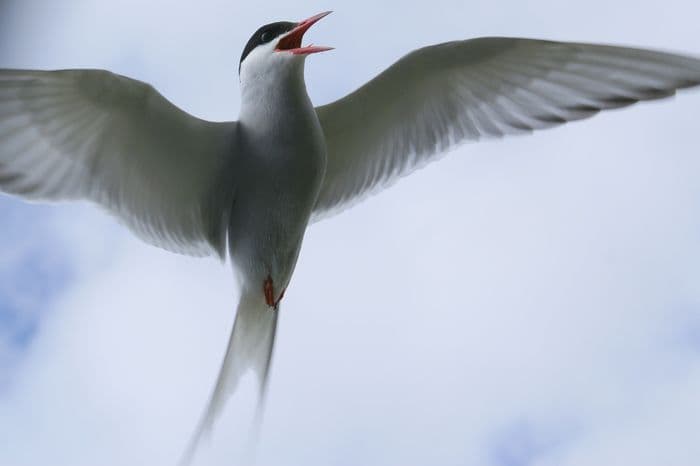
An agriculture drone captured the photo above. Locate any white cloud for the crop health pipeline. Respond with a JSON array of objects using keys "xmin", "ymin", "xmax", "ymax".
[{"xmin": 1, "ymin": 0, "xmax": 700, "ymax": 465}]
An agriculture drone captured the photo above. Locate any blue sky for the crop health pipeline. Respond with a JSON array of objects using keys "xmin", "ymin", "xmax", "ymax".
[
  {"xmin": 0, "ymin": 199, "xmax": 74, "ymax": 388},
  {"xmin": 1, "ymin": 0, "xmax": 700, "ymax": 465}
]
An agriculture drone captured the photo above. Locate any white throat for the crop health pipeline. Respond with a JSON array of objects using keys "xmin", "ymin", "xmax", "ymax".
[{"xmin": 238, "ymin": 56, "xmax": 311, "ymax": 133}]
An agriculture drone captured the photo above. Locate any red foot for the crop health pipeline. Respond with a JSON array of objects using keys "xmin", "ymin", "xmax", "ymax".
[
  {"xmin": 263, "ymin": 275, "xmax": 287, "ymax": 310},
  {"xmin": 263, "ymin": 276, "xmax": 275, "ymax": 308}
]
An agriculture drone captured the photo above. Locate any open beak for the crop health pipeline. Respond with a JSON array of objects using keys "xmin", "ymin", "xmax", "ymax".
[{"xmin": 276, "ymin": 11, "xmax": 333, "ymax": 55}]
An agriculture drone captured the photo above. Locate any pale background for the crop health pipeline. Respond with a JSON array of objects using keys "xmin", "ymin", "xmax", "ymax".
[{"xmin": 1, "ymin": 1, "xmax": 699, "ymax": 465}]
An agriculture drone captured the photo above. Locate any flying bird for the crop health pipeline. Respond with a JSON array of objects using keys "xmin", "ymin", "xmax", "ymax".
[{"xmin": 2, "ymin": 10, "xmax": 700, "ymax": 463}]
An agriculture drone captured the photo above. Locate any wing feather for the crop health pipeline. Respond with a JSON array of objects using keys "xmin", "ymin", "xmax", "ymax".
[
  {"xmin": 313, "ymin": 38, "xmax": 700, "ymax": 220},
  {"xmin": 0, "ymin": 69, "xmax": 236, "ymax": 257}
]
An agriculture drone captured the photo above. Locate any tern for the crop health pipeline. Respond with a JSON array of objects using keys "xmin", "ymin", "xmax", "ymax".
[{"xmin": 2, "ymin": 10, "xmax": 700, "ymax": 463}]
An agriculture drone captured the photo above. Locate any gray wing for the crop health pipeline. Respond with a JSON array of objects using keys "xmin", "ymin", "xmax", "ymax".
[
  {"xmin": 0, "ymin": 69, "xmax": 235, "ymax": 257},
  {"xmin": 312, "ymin": 38, "xmax": 700, "ymax": 220}
]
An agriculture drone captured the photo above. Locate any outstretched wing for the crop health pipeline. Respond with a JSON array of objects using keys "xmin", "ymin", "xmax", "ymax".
[
  {"xmin": 0, "ymin": 69, "xmax": 235, "ymax": 257},
  {"xmin": 313, "ymin": 38, "xmax": 700, "ymax": 220}
]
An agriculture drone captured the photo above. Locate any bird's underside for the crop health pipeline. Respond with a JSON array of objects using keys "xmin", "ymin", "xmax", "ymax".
[{"xmin": 2, "ymin": 24, "xmax": 700, "ymax": 465}]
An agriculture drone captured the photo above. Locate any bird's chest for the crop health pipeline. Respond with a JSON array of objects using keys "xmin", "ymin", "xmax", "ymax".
[
  {"xmin": 237, "ymin": 79, "xmax": 327, "ymax": 213},
  {"xmin": 244, "ymin": 116, "xmax": 326, "ymax": 220}
]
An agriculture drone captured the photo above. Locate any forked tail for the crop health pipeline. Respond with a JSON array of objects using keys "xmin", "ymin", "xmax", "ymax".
[{"xmin": 179, "ymin": 290, "xmax": 278, "ymax": 465}]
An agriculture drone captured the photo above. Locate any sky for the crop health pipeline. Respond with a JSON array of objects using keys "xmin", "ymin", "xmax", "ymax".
[{"xmin": 1, "ymin": 0, "xmax": 700, "ymax": 465}]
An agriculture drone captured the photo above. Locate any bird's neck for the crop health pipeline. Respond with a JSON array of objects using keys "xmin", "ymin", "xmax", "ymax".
[{"xmin": 238, "ymin": 65, "xmax": 313, "ymax": 134}]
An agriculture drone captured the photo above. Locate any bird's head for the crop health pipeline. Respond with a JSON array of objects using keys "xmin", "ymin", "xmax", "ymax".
[{"xmin": 239, "ymin": 11, "xmax": 332, "ymax": 82}]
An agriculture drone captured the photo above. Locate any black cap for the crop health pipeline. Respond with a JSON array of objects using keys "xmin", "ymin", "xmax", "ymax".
[{"xmin": 239, "ymin": 21, "xmax": 296, "ymax": 72}]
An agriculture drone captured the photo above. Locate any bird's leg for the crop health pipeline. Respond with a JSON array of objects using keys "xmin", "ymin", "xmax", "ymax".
[
  {"xmin": 263, "ymin": 275, "xmax": 275, "ymax": 308},
  {"xmin": 263, "ymin": 275, "xmax": 286, "ymax": 310}
]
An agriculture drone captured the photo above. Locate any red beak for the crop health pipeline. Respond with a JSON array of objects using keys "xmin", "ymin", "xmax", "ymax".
[{"xmin": 276, "ymin": 11, "xmax": 333, "ymax": 55}]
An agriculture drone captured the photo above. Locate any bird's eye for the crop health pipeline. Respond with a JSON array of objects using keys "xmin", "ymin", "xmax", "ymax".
[{"xmin": 260, "ymin": 31, "xmax": 274, "ymax": 43}]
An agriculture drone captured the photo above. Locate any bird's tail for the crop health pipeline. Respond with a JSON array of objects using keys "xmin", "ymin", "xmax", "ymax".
[{"xmin": 179, "ymin": 290, "xmax": 278, "ymax": 465}]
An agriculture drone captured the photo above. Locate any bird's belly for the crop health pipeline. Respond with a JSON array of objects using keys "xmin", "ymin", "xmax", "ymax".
[{"xmin": 227, "ymin": 147, "xmax": 325, "ymax": 294}]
